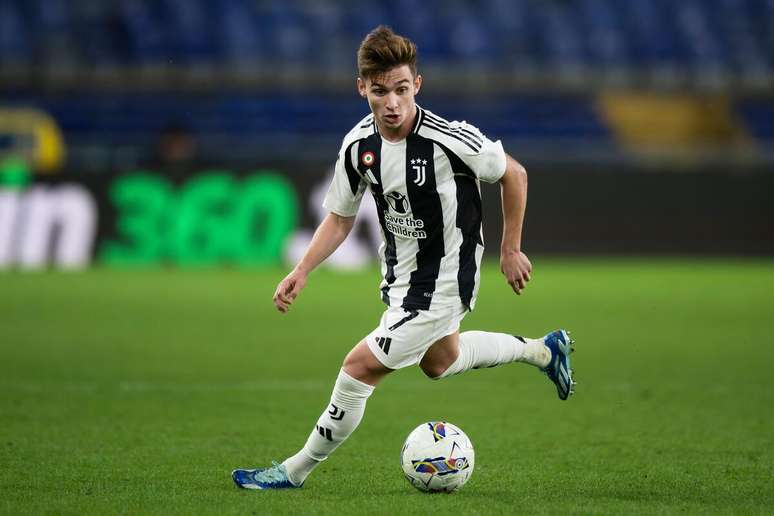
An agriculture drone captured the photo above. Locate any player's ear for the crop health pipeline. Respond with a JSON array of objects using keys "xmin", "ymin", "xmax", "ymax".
[
  {"xmin": 413, "ymin": 74, "xmax": 422, "ymax": 95},
  {"xmin": 357, "ymin": 77, "xmax": 367, "ymax": 98}
]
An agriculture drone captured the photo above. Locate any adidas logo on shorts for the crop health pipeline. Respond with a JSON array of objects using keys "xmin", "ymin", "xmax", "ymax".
[{"xmin": 375, "ymin": 336, "xmax": 392, "ymax": 354}]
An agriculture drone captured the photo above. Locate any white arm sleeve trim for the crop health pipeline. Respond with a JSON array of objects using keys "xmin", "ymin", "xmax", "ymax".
[
  {"xmin": 322, "ymin": 142, "xmax": 366, "ymax": 217},
  {"xmin": 462, "ymin": 136, "xmax": 506, "ymax": 184}
]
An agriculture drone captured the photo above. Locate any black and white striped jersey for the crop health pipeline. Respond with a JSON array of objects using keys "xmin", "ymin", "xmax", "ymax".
[{"xmin": 323, "ymin": 106, "xmax": 506, "ymax": 311}]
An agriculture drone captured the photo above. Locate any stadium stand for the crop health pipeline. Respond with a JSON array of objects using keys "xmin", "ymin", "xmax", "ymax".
[
  {"xmin": 0, "ymin": 0, "xmax": 772, "ymax": 168},
  {"xmin": 0, "ymin": 92, "xmax": 619, "ymax": 168},
  {"xmin": 0, "ymin": 0, "xmax": 771, "ymax": 83}
]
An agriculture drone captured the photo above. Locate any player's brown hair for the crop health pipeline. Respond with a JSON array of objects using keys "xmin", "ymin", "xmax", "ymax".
[{"xmin": 357, "ymin": 26, "xmax": 418, "ymax": 80}]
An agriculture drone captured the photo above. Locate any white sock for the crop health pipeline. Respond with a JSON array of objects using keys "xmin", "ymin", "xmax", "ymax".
[
  {"xmin": 436, "ymin": 331, "xmax": 550, "ymax": 379},
  {"xmin": 282, "ymin": 368, "xmax": 374, "ymax": 485}
]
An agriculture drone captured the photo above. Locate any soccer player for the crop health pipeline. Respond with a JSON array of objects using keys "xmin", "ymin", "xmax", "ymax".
[{"xmin": 232, "ymin": 26, "xmax": 575, "ymax": 490}]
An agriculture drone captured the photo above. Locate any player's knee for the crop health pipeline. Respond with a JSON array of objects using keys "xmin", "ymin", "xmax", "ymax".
[
  {"xmin": 342, "ymin": 345, "xmax": 386, "ymax": 383},
  {"xmin": 420, "ymin": 362, "xmax": 449, "ymax": 380},
  {"xmin": 342, "ymin": 353, "xmax": 367, "ymax": 378}
]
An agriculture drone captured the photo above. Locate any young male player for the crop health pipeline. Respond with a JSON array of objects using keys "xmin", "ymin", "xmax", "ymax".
[{"xmin": 232, "ymin": 26, "xmax": 576, "ymax": 490}]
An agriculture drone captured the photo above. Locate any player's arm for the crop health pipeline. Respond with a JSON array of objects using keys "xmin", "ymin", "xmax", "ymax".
[
  {"xmin": 499, "ymin": 153, "xmax": 532, "ymax": 294},
  {"xmin": 273, "ymin": 212, "xmax": 356, "ymax": 313}
]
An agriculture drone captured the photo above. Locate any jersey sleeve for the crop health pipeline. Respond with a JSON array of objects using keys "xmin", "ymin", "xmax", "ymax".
[
  {"xmin": 322, "ymin": 140, "xmax": 367, "ymax": 217},
  {"xmin": 458, "ymin": 125, "xmax": 507, "ymax": 184}
]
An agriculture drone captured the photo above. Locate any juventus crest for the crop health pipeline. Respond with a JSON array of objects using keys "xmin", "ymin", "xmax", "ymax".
[{"xmin": 410, "ymin": 158, "xmax": 427, "ymax": 186}]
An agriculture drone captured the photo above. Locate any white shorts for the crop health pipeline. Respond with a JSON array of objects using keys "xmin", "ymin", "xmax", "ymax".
[{"xmin": 366, "ymin": 304, "xmax": 468, "ymax": 370}]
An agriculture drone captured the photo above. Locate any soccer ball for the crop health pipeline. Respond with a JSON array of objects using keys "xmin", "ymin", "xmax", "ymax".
[{"xmin": 400, "ymin": 421, "xmax": 475, "ymax": 493}]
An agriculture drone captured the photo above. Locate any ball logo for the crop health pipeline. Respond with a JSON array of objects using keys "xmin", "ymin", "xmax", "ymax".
[
  {"xmin": 411, "ymin": 441, "xmax": 470, "ymax": 475},
  {"xmin": 428, "ymin": 421, "xmax": 447, "ymax": 442},
  {"xmin": 361, "ymin": 151, "xmax": 375, "ymax": 167}
]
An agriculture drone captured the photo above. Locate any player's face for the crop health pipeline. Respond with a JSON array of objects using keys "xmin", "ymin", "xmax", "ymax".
[{"xmin": 358, "ymin": 65, "xmax": 422, "ymax": 141}]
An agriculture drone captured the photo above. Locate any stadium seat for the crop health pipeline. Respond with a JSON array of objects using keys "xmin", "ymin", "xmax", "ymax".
[
  {"xmin": 159, "ymin": 0, "xmax": 215, "ymax": 65},
  {"xmin": 219, "ymin": 0, "xmax": 264, "ymax": 65},
  {"xmin": 116, "ymin": 0, "xmax": 167, "ymax": 66},
  {"xmin": 0, "ymin": 0, "xmax": 31, "ymax": 65}
]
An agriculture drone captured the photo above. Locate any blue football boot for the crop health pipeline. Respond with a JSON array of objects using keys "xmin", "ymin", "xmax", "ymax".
[
  {"xmin": 232, "ymin": 461, "xmax": 301, "ymax": 490},
  {"xmin": 541, "ymin": 330, "xmax": 576, "ymax": 400}
]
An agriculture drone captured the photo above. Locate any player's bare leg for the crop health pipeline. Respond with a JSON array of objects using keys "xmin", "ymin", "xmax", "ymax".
[{"xmin": 419, "ymin": 332, "xmax": 460, "ymax": 378}]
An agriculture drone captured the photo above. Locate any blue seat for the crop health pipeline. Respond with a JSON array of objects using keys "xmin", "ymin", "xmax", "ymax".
[
  {"xmin": 218, "ymin": 0, "xmax": 263, "ymax": 64},
  {"xmin": 736, "ymin": 100, "xmax": 774, "ymax": 141},
  {"xmin": 255, "ymin": 4, "xmax": 315, "ymax": 66},
  {"xmin": 578, "ymin": 0, "xmax": 630, "ymax": 70},
  {"xmin": 24, "ymin": 0, "xmax": 78, "ymax": 67},
  {"xmin": 0, "ymin": 0, "xmax": 31, "ymax": 63},
  {"xmin": 159, "ymin": 0, "xmax": 215, "ymax": 65},
  {"xmin": 483, "ymin": 0, "xmax": 540, "ymax": 67},
  {"xmin": 445, "ymin": 12, "xmax": 496, "ymax": 65},
  {"xmin": 116, "ymin": 0, "xmax": 167, "ymax": 66},
  {"xmin": 533, "ymin": 1, "xmax": 587, "ymax": 72},
  {"xmin": 72, "ymin": 3, "xmax": 123, "ymax": 67}
]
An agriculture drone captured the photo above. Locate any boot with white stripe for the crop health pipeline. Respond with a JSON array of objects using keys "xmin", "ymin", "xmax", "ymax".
[{"xmin": 541, "ymin": 330, "xmax": 576, "ymax": 400}]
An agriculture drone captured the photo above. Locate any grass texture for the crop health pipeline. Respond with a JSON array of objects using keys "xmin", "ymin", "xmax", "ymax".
[{"xmin": 1, "ymin": 258, "xmax": 773, "ymax": 515}]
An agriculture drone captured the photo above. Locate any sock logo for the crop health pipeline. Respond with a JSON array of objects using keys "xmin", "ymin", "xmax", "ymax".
[
  {"xmin": 376, "ymin": 336, "xmax": 392, "ymax": 355},
  {"xmin": 315, "ymin": 425, "xmax": 333, "ymax": 441},
  {"xmin": 327, "ymin": 403, "xmax": 346, "ymax": 421}
]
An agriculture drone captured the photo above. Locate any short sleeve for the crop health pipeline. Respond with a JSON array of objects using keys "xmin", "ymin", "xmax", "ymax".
[
  {"xmin": 322, "ymin": 140, "xmax": 367, "ymax": 217},
  {"xmin": 460, "ymin": 130, "xmax": 507, "ymax": 184}
]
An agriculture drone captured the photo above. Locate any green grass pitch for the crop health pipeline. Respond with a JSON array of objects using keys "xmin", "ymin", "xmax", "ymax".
[{"xmin": 1, "ymin": 259, "xmax": 773, "ymax": 515}]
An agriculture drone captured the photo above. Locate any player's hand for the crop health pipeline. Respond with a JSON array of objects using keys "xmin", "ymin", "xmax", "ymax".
[
  {"xmin": 500, "ymin": 249, "xmax": 532, "ymax": 295},
  {"xmin": 273, "ymin": 269, "xmax": 308, "ymax": 313}
]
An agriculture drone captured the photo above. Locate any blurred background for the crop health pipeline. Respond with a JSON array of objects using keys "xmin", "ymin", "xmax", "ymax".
[
  {"xmin": 1, "ymin": 0, "xmax": 773, "ymax": 269},
  {"xmin": 2, "ymin": 4, "xmax": 774, "ymax": 513}
]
